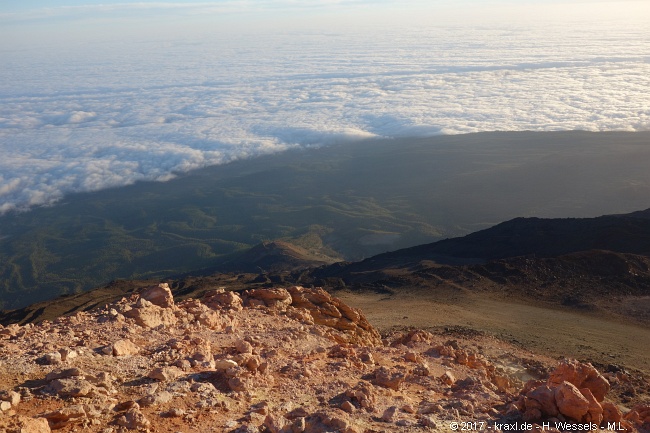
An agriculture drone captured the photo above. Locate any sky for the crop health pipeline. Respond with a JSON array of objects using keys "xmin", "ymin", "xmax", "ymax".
[{"xmin": 0, "ymin": 0, "xmax": 649, "ymax": 214}]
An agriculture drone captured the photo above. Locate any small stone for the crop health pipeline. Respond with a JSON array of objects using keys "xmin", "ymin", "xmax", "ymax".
[
  {"xmin": 404, "ymin": 352, "xmax": 420, "ymax": 362},
  {"xmin": 0, "ymin": 390, "xmax": 21, "ymax": 406},
  {"xmin": 46, "ymin": 368, "xmax": 84, "ymax": 382},
  {"xmin": 340, "ymin": 401, "xmax": 355, "ymax": 413},
  {"xmin": 148, "ymin": 366, "xmax": 183, "ymax": 382},
  {"xmin": 441, "ymin": 371, "xmax": 456, "ymax": 386},
  {"xmin": 48, "ymin": 378, "xmax": 95, "ymax": 398},
  {"xmin": 373, "ymin": 367, "xmax": 405, "ymax": 390},
  {"xmin": 167, "ymin": 408, "xmax": 185, "ymax": 418},
  {"xmin": 116, "ymin": 407, "xmax": 151, "ymax": 430},
  {"xmin": 19, "ymin": 417, "xmax": 51, "ymax": 433},
  {"xmin": 43, "ymin": 352, "xmax": 62, "ymax": 365},
  {"xmin": 112, "ymin": 339, "xmax": 139, "ymax": 357},
  {"xmin": 139, "ymin": 391, "xmax": 173, "ymax": 407},
  {"xmin": 44, "ymin": 405, "xmax": 87, "ymax": 428},
  {"xmin": 292, "ymin": 417, "xmax": 306, "ymax": 433},
  {"xmin": 360, "ymin": 352, "xmax": 375, "ymax": 364},
  {"xmin": 174, "ymin": 359, "xmax": 192, "ymax": 371},
  {"xmin": 228, "ymin": 377, "xmax": 249, "ymax": 392},
  {"xmin": 0, "ymin": 400, "xmax": 11, "ymax": 411},
  {"xmin": 381, "ymin": 406, "xmax": 398, "ymax": 422},
  {"xmin": 59, "ymin": 348, "xmax": 77, "ymax": 361},
  {"xmin": 264, "ymin": 414, "xmax": 289, "ymax": 433},
  {"xmin": 235, "ymin": 339, "xmax": 254, "ymax": 354},
  {"xmin": 420, "ymin": 416, "xmax": 438, "ymax": 428},
  {"xmin": 215, "ymin": 359, "xmax": 239, "ymax": 370},
  {"xmin": 402, "ymin": 404, "xmax": 416, "ymax": 414}
]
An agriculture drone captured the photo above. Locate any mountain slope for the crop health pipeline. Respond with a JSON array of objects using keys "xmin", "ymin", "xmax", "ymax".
[
  {"xmin": 214, "ymin": 240, "xmax": 339, "ymax": 273},
  {"xmin": 3, "ymin": 130, "xmax": 650, "ymax": 310},
  {"xmin": 333, "ymin": 208, "xmax": 650, "ymax": 268}
]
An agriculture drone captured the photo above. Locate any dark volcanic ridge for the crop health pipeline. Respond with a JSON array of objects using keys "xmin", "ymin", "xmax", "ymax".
[
  {"xmin": 303, "ymin": 249, "xmax": 650, "ymax": 322},
  {"xmin": 350, "ymin": 208, "xmax": 650, "ymax": 267}
]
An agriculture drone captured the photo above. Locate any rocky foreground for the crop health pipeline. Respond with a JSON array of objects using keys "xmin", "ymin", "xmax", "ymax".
[{"xmin": 1, "ymin": 284, "xmax": 649, "ymax": 432}]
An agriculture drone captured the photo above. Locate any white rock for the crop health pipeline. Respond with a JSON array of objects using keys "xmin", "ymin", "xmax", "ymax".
[{"xmin": 214, "ymin": 359, "xmax": 239, "ymax": 370}]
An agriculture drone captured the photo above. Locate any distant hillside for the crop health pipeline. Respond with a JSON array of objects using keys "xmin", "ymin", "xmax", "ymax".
[
  {"xmin": 7, "ymin": 207, "xmax": 650, "ymax": 327},
  {"xmin": 214, "ymin": 240, "xmax": 340, "ymax": 273},
  {"xmin": 336, "ymin": 208, "xmax": 650, "ymax": 269},
  {"xmin": 2, "ymin": 130, "xmax": 650, "ymax": 310},
  {"xmin": 293, "ymin": 210, "xmax": 650, "ymax": 324}
]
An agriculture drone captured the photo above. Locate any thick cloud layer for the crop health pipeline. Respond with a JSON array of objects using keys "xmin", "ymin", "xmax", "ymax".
[{"xmin": 1, "ymin": 22, "xmax": 649, "ymax": 213}]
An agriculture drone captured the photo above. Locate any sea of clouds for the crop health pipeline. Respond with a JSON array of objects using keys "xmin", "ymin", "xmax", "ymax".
[{"xmin": 1, "ymin": 15, "xmax": 649, "ymax": 213}]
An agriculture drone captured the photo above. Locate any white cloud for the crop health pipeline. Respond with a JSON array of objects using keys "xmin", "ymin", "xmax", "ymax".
[{"xmin": 0, "ymin": 19, "xmax": 649, "ymax": 213}]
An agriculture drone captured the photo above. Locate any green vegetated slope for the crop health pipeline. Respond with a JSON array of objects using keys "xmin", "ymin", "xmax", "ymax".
[{"xmin": 1, "ymin": 130, "xmax": 650, "ymax": 309}]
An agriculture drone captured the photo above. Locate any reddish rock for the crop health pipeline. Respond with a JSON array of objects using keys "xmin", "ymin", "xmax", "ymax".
[
  {"xmin": 340, "ymin": 401, "xmax": 355, "ymax": 413},
  {"xmin": 48, "ymin": 378, "xmax": 95, "ymax": 398},
  {"xmin": 580, "ymin": 388, "xmax": 603, "ymax": 425},
  {"xmin": 0, "ymin": 390, "xmax": 21, "ymax": 407},
  {"xmin": 203, "ymin": 289, "xmax": 243, "ymax": 311},
  {"xmin": 601, "ymin": 402, "xmax": 622, "ymax": 423},
  {"xmin": 547, "ymin": 359, "xmax": 609, "ymax": 402},
  {"xmin": 235, "ymin": 339, "xmax": 254, "ymax": 354},
  {"xmin": 116, "ymin": 407, "xmax": 151, "ymax": 430},
  {"xmin": 243, "ymin": 288, "xmax": 292, "ymax": 310},
  {"xmin": 43, "ymin": 352, "xmax": 62, "ymax": 365},
  {"xmin": 381, "ymin": 406, "xmax": 398, "ymax": 422},
  {"xmin": 345, "ymin": 382, "xmax": 376, "ymax": 411},
  {"xmin": 112, "ymin": 338, "xmax": 139, "ymax": 356},
  {"xmin": 526, "ymin": 385, "xmax": 558, "ymax": 417},
  {"xmin": 45, "ymin": 368, "xmax": 83, "ymax": 382},
  {"xmin": 19, "ymin": 417, "xmax": 51, "ymax": 433},
  {"xmin": 148, "ymin": 366, "xmax": 183, "ymax": 382},
  {"xmin": 123, "ymin": 302, "xmax": 177, "ymax": 328},
  {"xmin": 140, "ymin": 283, "xmax": 175, "ymax": 308},
  {"xmin": 554, "ymin": 381, "xmax": 590, "ymax": 421},
  {"xmin": 373, "ymin": 367, "xmax": 405, "ymax": 391},
  {"xmin": 183, "ymin": 299, "xmax": 228, "ymax": 330},
  {"xmin": 58, "ymin": 348, "xmax": 77, "ymax": 361},
  {"xmin": 228, "ymin": 377, "xmax": 250, "ymax": 392},
  {"xmin": 287, "ymin": 286, "xmax": 382, "ymax": 346},
  {"xmin": 264, "ymin": 414, "xmax": 289, "ymax": 433},
  {"xmin": 440, "ymin": 371, "xmax": 456, "ymax": 386}
]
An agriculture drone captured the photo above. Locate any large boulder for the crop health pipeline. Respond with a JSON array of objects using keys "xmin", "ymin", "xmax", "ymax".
[
  {"xmin": 548, "ymin": 359, "xmax": 609, "ymax": 402},
  {"xmin": 242, "ymin": 288, "xmax": 292, "ymax": 311},
  {"xmin": 203, "ymin": 289, "xmax": 243, "ymax": 311},
  {"xmin": 554, "ymin": 381, "xmax": 590, "ymax": 421},
  {"xmin": 139, "ymin": 283, "xmax": 174, "ymax": 308},
  {"xmin": 580, "ymin": 388, "xmax": 603, "ymax": 425},
  {"xmin": 287, "ymin": 286, "xmax": 382, "ymax": 346},
  {"xmin": 526, "ymin": 385, "xmax": 558, "ymax": 417},
  {"xmin": 123, "ymin": 298, "xmax": 177, "ymax": 328}
]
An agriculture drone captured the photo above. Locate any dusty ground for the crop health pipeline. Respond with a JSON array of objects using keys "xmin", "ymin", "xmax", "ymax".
[
  {"xmin": 335, "ymin": 289, "xmax": 650, "ymax": 378},
  {"xmin": 1, "ymin": 284, "xmax": 649, "ymax": 432}
]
